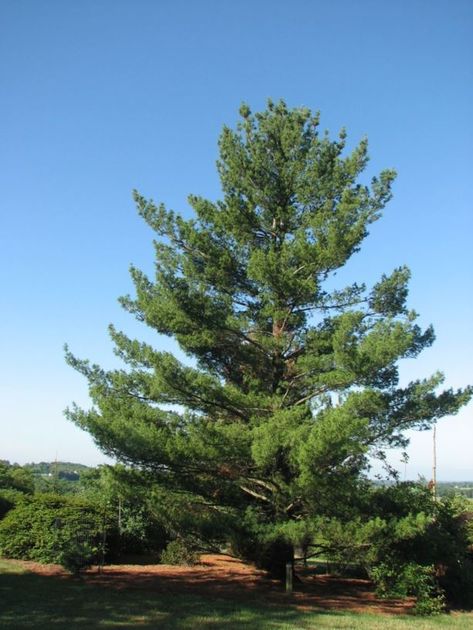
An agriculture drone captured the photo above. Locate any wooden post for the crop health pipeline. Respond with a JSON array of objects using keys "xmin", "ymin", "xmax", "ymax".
[{"xmin": 285, "ymin": 562, "xmax": 293, "ymax": 593}]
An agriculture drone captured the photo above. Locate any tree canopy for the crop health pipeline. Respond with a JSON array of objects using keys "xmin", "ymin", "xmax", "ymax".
[{"xmin": 66, "ymin": 100, "xmax": 472, "ymax": 573}]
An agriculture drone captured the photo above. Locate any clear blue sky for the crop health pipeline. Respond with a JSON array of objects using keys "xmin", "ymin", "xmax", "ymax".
[{"xmin": 1, "ymin": 0, "xmax": 472, "ymax": 480}]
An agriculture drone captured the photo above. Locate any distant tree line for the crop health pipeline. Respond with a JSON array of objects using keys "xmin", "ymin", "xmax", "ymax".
[{"xmin": 436, "ymin": 482, "xmax": 473, "ymax": 500}]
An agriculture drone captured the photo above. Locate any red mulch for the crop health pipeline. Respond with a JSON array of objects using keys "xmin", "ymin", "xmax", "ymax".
[{"xmin": 7, "ymin": 554, "xmax": 415, "ymax": 615}]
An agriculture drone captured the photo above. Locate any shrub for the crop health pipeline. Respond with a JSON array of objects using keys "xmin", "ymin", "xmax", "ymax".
[
  {"xmin": 370, "ymin": 561, "xmax": 445, "ymax": 615},
  {"xmin": 57, "ymin": 539, "xmax": 98, "ymax": 574},
  {"xmin": 315, "ymin": 484, "xmax": 473, "ymax": 610},
  {"xmin": 160, "ymin": 539, "xmax": 198, "ymax": 565},
  {"xmin": 0, "ymin": 494, "xmax": 109, "ymax": 572},
  {"xmin": 0, "ymin": 489, "xmax": 24, "ymax": 520}
]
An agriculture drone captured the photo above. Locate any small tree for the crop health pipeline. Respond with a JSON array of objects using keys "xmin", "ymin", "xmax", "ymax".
[
  {"xmin": 66, "ymin": 101, "xmax": 471, "ymax": 577},
  {"xmin": 78, "ymin": 464, "xmax": 168, "ymax": 558}
]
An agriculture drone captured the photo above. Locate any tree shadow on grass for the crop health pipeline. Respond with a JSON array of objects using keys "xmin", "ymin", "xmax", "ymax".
[{"xmin": 0, "ymin": 568, "xmax": 348, "ymax": 630}]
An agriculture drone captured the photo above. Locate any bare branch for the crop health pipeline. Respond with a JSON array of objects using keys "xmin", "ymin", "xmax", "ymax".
[{"xmin": 239, "ymin": 485, "xmax": 270, "ymax": 502}]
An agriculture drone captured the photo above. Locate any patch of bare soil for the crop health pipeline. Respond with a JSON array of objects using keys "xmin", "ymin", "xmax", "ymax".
[{"xmin": 10, "ymin": 554, "xmax": 415, "ymax": 615}]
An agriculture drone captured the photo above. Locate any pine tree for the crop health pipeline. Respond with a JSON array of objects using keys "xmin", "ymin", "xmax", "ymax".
[{"xmin": 66, "ymin": 101, "xmax": 471, "ymax": 576}]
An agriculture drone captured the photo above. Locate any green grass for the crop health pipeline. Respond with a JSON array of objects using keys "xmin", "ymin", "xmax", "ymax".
[{"xmin": 1, "ymin": 559, "xmax": 472, "ymax": 629}]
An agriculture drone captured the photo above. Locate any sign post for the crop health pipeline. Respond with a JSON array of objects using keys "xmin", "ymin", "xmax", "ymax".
[{"xmin": 286, "ymin": 562, "xmax": 293, "ymax": 593}]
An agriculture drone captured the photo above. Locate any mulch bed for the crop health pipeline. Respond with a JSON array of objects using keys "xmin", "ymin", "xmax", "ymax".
[{"xmin": 6, "ymin": 554, "xmax": 415, "ymax": 615}]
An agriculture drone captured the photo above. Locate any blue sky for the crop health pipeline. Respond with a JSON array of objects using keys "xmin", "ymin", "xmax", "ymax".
[{"xmin": 1, "ymin": 0, "xmax": 472, "ymax": 480}]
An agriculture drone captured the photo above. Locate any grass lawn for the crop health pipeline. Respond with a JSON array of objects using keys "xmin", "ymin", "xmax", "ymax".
[{"xmin": 1, "ymin": 559, "xmax": 472, "ymax": 629}]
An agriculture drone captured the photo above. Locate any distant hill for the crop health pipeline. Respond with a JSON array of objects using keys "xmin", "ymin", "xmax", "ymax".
[{"xmin": 23, "ymin": 462, "xmax": 90, "ymax": 482}]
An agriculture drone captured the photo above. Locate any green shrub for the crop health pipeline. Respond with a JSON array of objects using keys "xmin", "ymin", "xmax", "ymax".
[
  {"xmin": 160, "ymin": 539, "xmax": 198, "ymax": 565},
  {"xmin": 0, "ymin": 494, "xmax": 108, "ymax": 572},
  {"xmin": 314, "ymin": 484, "xmax": 473, "ymax": 610},
  {"xmin": 57, "ymin": 539, "xmax": 98, "ymax": 574},
  {"xmin": 370, "ymin": 561, "xmax": 445, "ymax": 615},
  {"xmin": 0, "ymin": 489, "xmax": 24, "ymax": 520}
]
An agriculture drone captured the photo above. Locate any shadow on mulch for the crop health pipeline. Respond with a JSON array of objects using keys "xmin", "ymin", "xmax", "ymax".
[{"xmin": 4, "ymin": 554, "xmax": 414, "ymax": 615}]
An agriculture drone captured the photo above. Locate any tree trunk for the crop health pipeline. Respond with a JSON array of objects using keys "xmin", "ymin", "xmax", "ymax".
[{"xmin": 256, "ymin": 538, "xmax": 296, "ymax": 582}]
